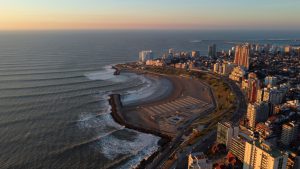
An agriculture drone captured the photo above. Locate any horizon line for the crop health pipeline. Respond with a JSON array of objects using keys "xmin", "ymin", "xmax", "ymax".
[{"xmin": 1, "ymin": 28, "xmax": 300, "ymax": 32}]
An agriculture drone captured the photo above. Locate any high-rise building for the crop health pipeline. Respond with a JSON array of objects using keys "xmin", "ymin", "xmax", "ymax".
[
  {"xmin": 280, "ymin": 121, "xmax": 299, "ymax": 146},
  {"xmin": 213, "ymin": 62, "xmax": 235, "ymax": 76},
  {"xmin": 222, "ymin": 62, "xmax": 235, "ymax": 76},
  {"xmin": 243, "ymin": 141, "xmax": 288, "ymax": 169},
  {"xmin": 247, "ymin": 73, "xmax": 260, "ymax": 103},
  {"xmin": 139, "ymin": 50, "xmax": 154, "ymax": 63},
  {"xmin": 216, "ymin": 122, "xmax": 239, "ymax": 149},
  {"xmin": 256, "ymin": 89, "xmax": 264, "ymax": 103},
  {"xmin": 191, "ymin": 50, "xmax": 200, "ymax": 58},
  {"xmin": 168, "ymin": 48, "xmax": 175, "ymax": 54},
  {"xmin": 262, "ymin": 88, "xmax": 270, "ymax": 102},
  {"xmin": 213, "ymin": 63, "xmax": 221, "ymax": 74},
  {"xmin": 247, "ymin": 102, "xmax": 269, "ymax": 129},
  {"xmin": 208, "ymin": 44, "xmax": 216, "ymax": 57},
  {"xmin": 230, "ymin": 128, "xmax": 256, "ymax": 162},
  {"xmin": 229, "ymin": 66, "xmax": 246, "ymax": 83},
  {"xmin": 234, "ymin": 44, "xmax": 250, "ymax": 70},
  {"xmin": 231, "ymin": 137, "xmax": 246, "ymax": 161},
  {"xmin": 284, "ymin": 46, "xmax": 292, "ymax": 55},
  {"xmin": 262, "ymin": 87, "xmax": 285, "ymax": 105},
  {"xmin": 255, "ymin": 44, "xmax": 261, "ymax": 52}
]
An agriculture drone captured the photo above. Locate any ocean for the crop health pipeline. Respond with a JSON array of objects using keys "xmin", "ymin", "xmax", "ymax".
[{"xmin": 0, "ymin": 30, "xmax": 300, "ymax": 169}]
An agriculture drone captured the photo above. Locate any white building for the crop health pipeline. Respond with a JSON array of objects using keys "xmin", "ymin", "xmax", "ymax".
[
  {"xmin": 213, "ymin": 62, "xmax": 235, "ymax": 76},
  {"xmin": 139, "ymin": 50, "xmax": 154, "ymax": 63},
  {"xmin": 187, "ymin": 152, "xmax": 212, "ymax": 169},
  {"xmin": 216, "ymin": 122, "xmax": 239, "ymax": 149}
]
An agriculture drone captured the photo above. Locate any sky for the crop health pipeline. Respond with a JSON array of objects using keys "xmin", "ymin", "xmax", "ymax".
[{"xmin": 0, "ymin": 0, "xmax": 300, "ymax": 30}]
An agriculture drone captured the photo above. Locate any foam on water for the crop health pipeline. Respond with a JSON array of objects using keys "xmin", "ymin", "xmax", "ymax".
[
  {"xmin": 121, "ymin": 75, "xmax": 169, "ymax": 105},
  {"xmin": 85, "ymin": 65, "xmax": 129, "ymax": 82},
  {"xmin": 80, "ymin": 66, "xmax": 161, "ymax": 168},
  {"xmin": 76, "ymin": 92, "xmax": 122, "ymax": 130},
  {"xmin": 99, "ymin": 130, "xmax": 160, "ymax": 168}
]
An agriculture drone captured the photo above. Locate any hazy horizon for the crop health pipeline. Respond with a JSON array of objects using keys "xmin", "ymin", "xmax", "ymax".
[{"xmin": 1, "ymin": 0, "xmax": 300, "ymax": 30}]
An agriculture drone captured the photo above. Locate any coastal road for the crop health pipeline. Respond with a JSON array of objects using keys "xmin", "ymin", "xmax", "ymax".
[
  {"xmin": 203, "ymin": 70, "xmax": 247, "ymax": 124},
  {"xmin": 168, "ymin": 73, "xmax": 247, "ymax": 169},
  {"xmin": 218, "ymin": 75, "xmax": 247, "ymax": 124},
  {"xmin": 170, "ymin": 131, "xmax": 216, "ymax": 169}
]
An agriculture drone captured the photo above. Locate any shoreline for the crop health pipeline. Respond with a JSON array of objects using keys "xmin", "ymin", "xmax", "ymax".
[
  {"xmin": 109, "ymin": 64, "xmax": 215, "ymax": 168},
  {"xmin": 109, "ymin": 94, "xmax": 172, "ymax": 140},
  {"xmin": 108, "ymin": 94, "xmax": 171, "ymax": 169}
]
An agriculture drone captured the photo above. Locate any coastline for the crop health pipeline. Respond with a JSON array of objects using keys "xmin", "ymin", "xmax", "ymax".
[
  {"xmin": 109, "ymin": 94, "xmax": 172, "ymax": 140},
  {"xmin": 109, "ymin": 65, "xmax": 177, "ymax": 168},
  {"xmin": 109, "ymin": 66, "xmax": 174, "ymax": 168},
  {"xmin": 109, "ymin": 94, "xmax": 171, "ymax": 169},
  {"xmin": 108, "ymin": 64, "xmax": 215, "ymax": 168}
]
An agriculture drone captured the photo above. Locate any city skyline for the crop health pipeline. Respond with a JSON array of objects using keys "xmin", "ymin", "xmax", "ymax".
[{"xmin": 1, "ymin": 0, "xmax": 300, "ymax": 30}]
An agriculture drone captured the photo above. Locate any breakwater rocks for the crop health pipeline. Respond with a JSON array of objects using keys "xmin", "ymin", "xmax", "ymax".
[
  {"xmin": 109, "ymin": 94, "xmax": 172, "ymax": 141},
  {"xmin": 108, "ymin": 94, "xmax": 171, "ymax": 169}
]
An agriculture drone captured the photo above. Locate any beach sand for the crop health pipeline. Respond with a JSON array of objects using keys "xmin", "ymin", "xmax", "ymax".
[{"xmin": 119, "ymin": 72, "xmax": 213, "ymax": 138}]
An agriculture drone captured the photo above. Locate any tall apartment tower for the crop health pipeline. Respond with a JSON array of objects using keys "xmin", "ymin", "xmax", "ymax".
[
  {"xmin": 208, "ymin": 44, "xmax": 216, "ymax": 57},
  {"xmin": 256, "ymin": 88, "xmax": 264, "ymax": 103},
  {"xmin": 243, "ymin": 141, "xmax": 288, "ymax": 169},
  {"xmin": 139, "ymin": 50, "xmax": 154, "ymax": 63},
  {"xmin": 234, "ymin": 44, "xmax": 250, "ymax": 70},
  {"xmin": 247, "ymin": 73, "xmax": 260, "ymax": 103},
  {"xmin": 280, "ymin": 121, "xmax": 299, "ymax": 146},
  {"xmin": 216, "ymin": 122, "xmax": 239, "ymax": 149},
  {"xmin": 246, "ymin": 102, "xmax": 269, "ymax": 129}
]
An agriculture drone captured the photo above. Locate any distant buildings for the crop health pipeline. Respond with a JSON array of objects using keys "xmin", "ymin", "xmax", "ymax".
[
  {"xmin": 284, "ymin": 46, "xmax": 292, "ymax": 55},
  {"xmin": 213, "ymin": 62, "xmax": 235, "ymax": 75},
  {"xmin": 280, "ymin": 121, "xmax": 299, "ymax": 146},
  {"xmin": 145, "ymin": 59, "xmax": 165, "ymax": 67},
  {"xmin": 208, "ymin": 44, "xmax": 216, "ymax": 58},
  {"xmin": 169, "ymin": 48, "xmax": 175, "ymax": 55},
  {"xmin": 139, "ymin": 50, "xmax": 154, "ymax": 63},
  {"xmin": 191, "ymin": 50, "xmax": 200, "ymax": 58},
  {"xmin": 234, "ymin": 44, "xmax": 250, "ymax": 70},
  {"xmin": 229, "ymin": 66, "xmax": 246, "ymax": 83},
  {"xmin": 243, "ymin": 141, "xmax": 288, "ymax": 169}
]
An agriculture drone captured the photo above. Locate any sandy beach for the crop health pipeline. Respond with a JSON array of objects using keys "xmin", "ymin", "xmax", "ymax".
[{"xmin": 110, "ymin": 68, "xmax": 213, "ymax": 138}]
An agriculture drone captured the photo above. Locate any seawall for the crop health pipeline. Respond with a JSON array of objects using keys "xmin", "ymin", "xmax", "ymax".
[
  {"xmin": 109, "ymin": 94, "xmax": 172, "ymax": 140},
  {"xmin": 108, "ymin": 94, "xmax": 171, "ymax": 169}
]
